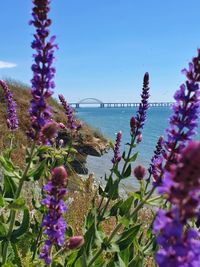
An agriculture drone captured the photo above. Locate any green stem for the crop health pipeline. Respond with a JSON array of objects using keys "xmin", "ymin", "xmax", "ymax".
[
  {"xmin": 32, "ymin": 219, "xmax": 43, "ymax": 261},
  {"xmin": 88, "ymin": 186, "xmax": 155, "ymax": 266},
  {"xmin": 121, "ymin": 136, "xmax": 135, "ymax": 175},
  {"xmin": 2, "ymin": 142, "xmax": 36, "ymax": 264}
]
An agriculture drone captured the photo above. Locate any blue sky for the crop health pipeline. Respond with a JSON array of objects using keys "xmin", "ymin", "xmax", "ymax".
[{"xmin": 0, "ymin": 0, "xmax": 199, "ymax": 102}]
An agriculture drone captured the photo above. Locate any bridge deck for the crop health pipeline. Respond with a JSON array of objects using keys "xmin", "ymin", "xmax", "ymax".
[{"xmin": 69, "ymin": 102, "xmax": 174, "ymax": 108}]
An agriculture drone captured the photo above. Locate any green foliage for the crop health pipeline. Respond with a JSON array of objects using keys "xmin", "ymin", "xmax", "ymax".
[{"xmin": 0, "ymin": 80, "xmax": 159, "ymax": 267}]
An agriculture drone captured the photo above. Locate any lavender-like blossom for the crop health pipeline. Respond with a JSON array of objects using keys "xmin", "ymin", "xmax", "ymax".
[
  {"xmin": 29, "ymin": 0, "xmax": 57, "ymax": 138},
  {"xmin": 153, "ymin": 209, "xmax": 200, "ymax": 267},
  {"xmin": 151, "ymin": 50, "xmax": 200, "ymax": 184},
  {"xmin": 132, "ymin": 72, "xmax": 150, "ymax": 137},
  {"xmin": 0, "ymin": 80, "xmax": 18, "ymax": 130},
  {"xmin": 58, "ymin": 94, "xmax": 80, "ymax": 130},
  {"xmin": 154, "ymin": 141, "xmax": 200, "ymax": 266},
  {"xmin": 40, "ymin": 166, "xmax": 68, "ymax": 265},
  {"xmin": 159, "ymin": 141, "xmax": 200, "ymax": 222},
  {"xmin": 149, "ymin": 136, "xmax": 164, "ymax": 181},
  {"xmin": 111, "ymin": 131, "xmax": 122, "ymax": 164}
]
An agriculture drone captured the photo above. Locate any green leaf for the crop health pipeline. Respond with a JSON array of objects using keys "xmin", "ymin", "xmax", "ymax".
[
  {"xmin": 8, "ymin": 197, "xmax": 26, "ymax": 210},
  {"xmin": 119, "ymin": 196, "xmax": 134, "ymax": 216},
  {"xmin": 118, "ymin": 216, "xmax": 131, "ymax": 228},
  {"xmin": 128, "ymin": 152, "xmax": 138, "ymax": 162},
  {"xmin": 3, "ymin": 175, "xmax": 17, "ymax": 198},
  {"xmin": 0, "ymin": 156, "xmax": 14, "ymax": 172},
  {"xmin": 0, "ymin": 221, "xmax": 7, "ymax": 237},
  {"xmin": 117, "ymin": 225, "xmax": 141, "ymax": 250},
  {"xmin": 2, "ymin": 263, "xmax": 17, "ymax": 267},
  {"xmin": 11, "ymin": 208, "xmax": 30, "ymax": 239},
  {"xmin": 0, "ymin": 195, "xmax": 5, "ymax": 207},
  {"xmin": 11, "ymin": 243, "xmax": 23, "ymax": 267},
  {"xmin": 122, "ymin": 151, "xmax": 126, "ymax": 161},
  {"xmin": 109, "ymin": 200, "xmax": 123, "ymax": 217},
  {"xmin": 65, "ymin": 251, "xmax": 78, "ymax": 265},
  {"xmin": 119, "ymin": 247, "xmax": 130, "ymax": 266},
  {"xmin": 28, "ymin": 160, "xmax": 46, "ymax": 181},
  {"xmin": 113, "ymin": 168, "xmax": 122, "ymax": 180},
  {"xmin": 37, "ymin": 146, "xmax": 51, "ymax": 154},
  {"xmin": 128, "ymin": 255, "xmax": 143, "ymax": 267},
  {"xmin": 74, "ymin": 250, "xmax": 87, "ymax": 267},
  {"xmin": 122, "ymin": 164, "xmax": 132, "ymax": 178}
]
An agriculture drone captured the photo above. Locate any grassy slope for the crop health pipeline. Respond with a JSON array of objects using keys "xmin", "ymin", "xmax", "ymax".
[
  {"xmin": 0, "ymin": 79, "xmax": 107, "ymax": 167},
  {"xmin": 0, "ymin": 79, "xmax": 108, "ymax": 234}
]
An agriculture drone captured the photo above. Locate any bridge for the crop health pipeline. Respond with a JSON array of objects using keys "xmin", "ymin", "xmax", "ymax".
[{"xmin": 69, "ymin": 98, "xmax": 174, "ymax": 108}]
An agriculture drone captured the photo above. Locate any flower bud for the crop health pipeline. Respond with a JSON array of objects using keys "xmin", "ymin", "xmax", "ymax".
[
  {"xmin": 134, "ymin": 165, "xmax": 146, "ymax": 180},
  {"xmin": 67, "ymin": 236, "xmax": 84, "ymax": 250},
  {"xmin": 51, "ymin": 166, "xmax": 68, "ymax": 186},
  {"xmin": 130, "ymin": 116, "xmax": 137, "ymax": 131}
]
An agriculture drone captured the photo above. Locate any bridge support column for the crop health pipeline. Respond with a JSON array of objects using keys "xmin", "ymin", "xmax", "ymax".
[{"xmin": 76, "ymin": 103, "xmax": 80, "ymax": 108}]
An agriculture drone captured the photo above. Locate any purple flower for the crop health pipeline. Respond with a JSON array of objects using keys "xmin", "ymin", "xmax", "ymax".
[
  {"xmin": 153, "ymin": 51, "xmax": 200, "ymax": 267},
  {"xmin": 154, "ymin": 141, "xmax": 200, "ymax": 266},
  {"xmin": 132, "ymin": 72, "xmax": 150, "ymax": 138},
  {"xmin": 29, "ymin": 0, "xmax": 57, "ymax": 139},
  {"xmin": 40, "ymin": 166, "xmax": 68, "ymax": 265},
  {"xmin": 149, "ymin": 136, "xmax": 164, "ymax": 180},
  {"xmin": 153, "ymin": 209, "xmax": 200, "ymax": 267},
  {"xmin": 159, "ymin": 141, "xmax": 200, "ymax": 222},
  {"xmin": 111, "ymin": 131, "xmax": 122, "ymax": 164},
  {"xmin": 151, "ymin": 51, "xmax": 200, "ymax": 184},
  {"xmin": 0, "ymin": 80, "xmax": 18, "ymax": 130},
  {"xmin": 58, "ymin": 94, "xmax": 80, "ymax": 131}
]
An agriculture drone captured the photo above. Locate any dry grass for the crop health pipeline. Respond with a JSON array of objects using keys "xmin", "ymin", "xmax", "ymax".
[{"xmin": 0, "ymin": 79, "xmax": 107, "ymax": 167}]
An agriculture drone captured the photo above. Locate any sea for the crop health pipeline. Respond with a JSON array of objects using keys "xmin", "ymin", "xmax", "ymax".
[{"xmin": 77, "ymin": 107, "xmax": 200, "ymax": 191}]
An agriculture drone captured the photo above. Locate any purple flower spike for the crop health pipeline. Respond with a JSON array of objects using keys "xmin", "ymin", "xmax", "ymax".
[
  {"xmin": 149, "ymin": 136, "xmax": 164, "ymax": 181},
  {"xmin": 40, "ymin": 166, "xmax": 68, "ymax": 265},
  {"xmin": 29, "ymin": 0, "xmax": 57, "ymax": 139},
  {"xmin": 134, "ymin": 72, "xmax": 150, "ymax": 135},
  {"xmin": 151, "ymin": 50, "xmax": 200, "ymax": 184},
  {"xmin": 159, "ymin": 141, "xmax": 200, "ymax": 222},
  {"xmin": 153, "ymin": 209, "xmax": 200, "ymax": 267},
  {"xmin": 0, "ymin": 80, "xmax": 18, "ymax": 131},
  {"xmin": 112, "ymin": 131, "xmax": 122, "ymax": 164},
  {"xmin": 153, "ymin": 51, "xmax": 200, "ymax": 267},
  {"xmin": 58, "ymin": 94, "xmax": 80, "ymax": 131},
  {"xmin": 154, "ymin": 141, "xmax": 200, "ymax": 266}
]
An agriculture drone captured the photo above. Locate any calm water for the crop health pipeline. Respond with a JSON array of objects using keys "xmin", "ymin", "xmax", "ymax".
[{"xmin": 77, "ymin": 107, "xmax": 200, "ymax": 190}]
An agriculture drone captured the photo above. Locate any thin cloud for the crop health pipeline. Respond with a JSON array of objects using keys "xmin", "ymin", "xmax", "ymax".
[{"xmin": 0, "ymin": 61, "xmax": 17, "ymax": 69}]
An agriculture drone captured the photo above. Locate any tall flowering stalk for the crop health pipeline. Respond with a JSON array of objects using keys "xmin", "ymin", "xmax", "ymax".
[
  {"xmin": 153, "ymin": 141, "xmax": 200, "ymax": 266},
  {"xmin": 111, "ymin": 131, "xmax": 122, "ymax": 164},
  {"xmin": 149, "ymin": 136, "xmax": 164, "ymax": 181},
  {"xmin": 152, "ymin": 50, "xmax": 200, "ymax": 184},
  {"xmin": 130, "ymin": 72, "xmax": 150, "ymax": 142},
  {"xmin": 40, "ymin": 166, "xmax": 68, "ymax": 265},
  {"xmin": 153, "ymin": 50, "xmax": 200, "ymax": 266},
  {"xmin": 58, "ymin": 94, "xmax": 79, "ymax": 131},
  {"xmin": 0, "ymin": 80, "xmax": 18, "ymax": 130},
  {"xmin": 29, "ymin": 0, "xmax": 57, "ymax": 139}
]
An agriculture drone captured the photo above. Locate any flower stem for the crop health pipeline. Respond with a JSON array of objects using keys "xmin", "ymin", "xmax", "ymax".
[
  {"xmin": 88, "ymin": 186, "xmax": 155, "ymax": 266},
  {"xmin": 2, "ymin": 142, "xmax": 36, "ymax": 264}
]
